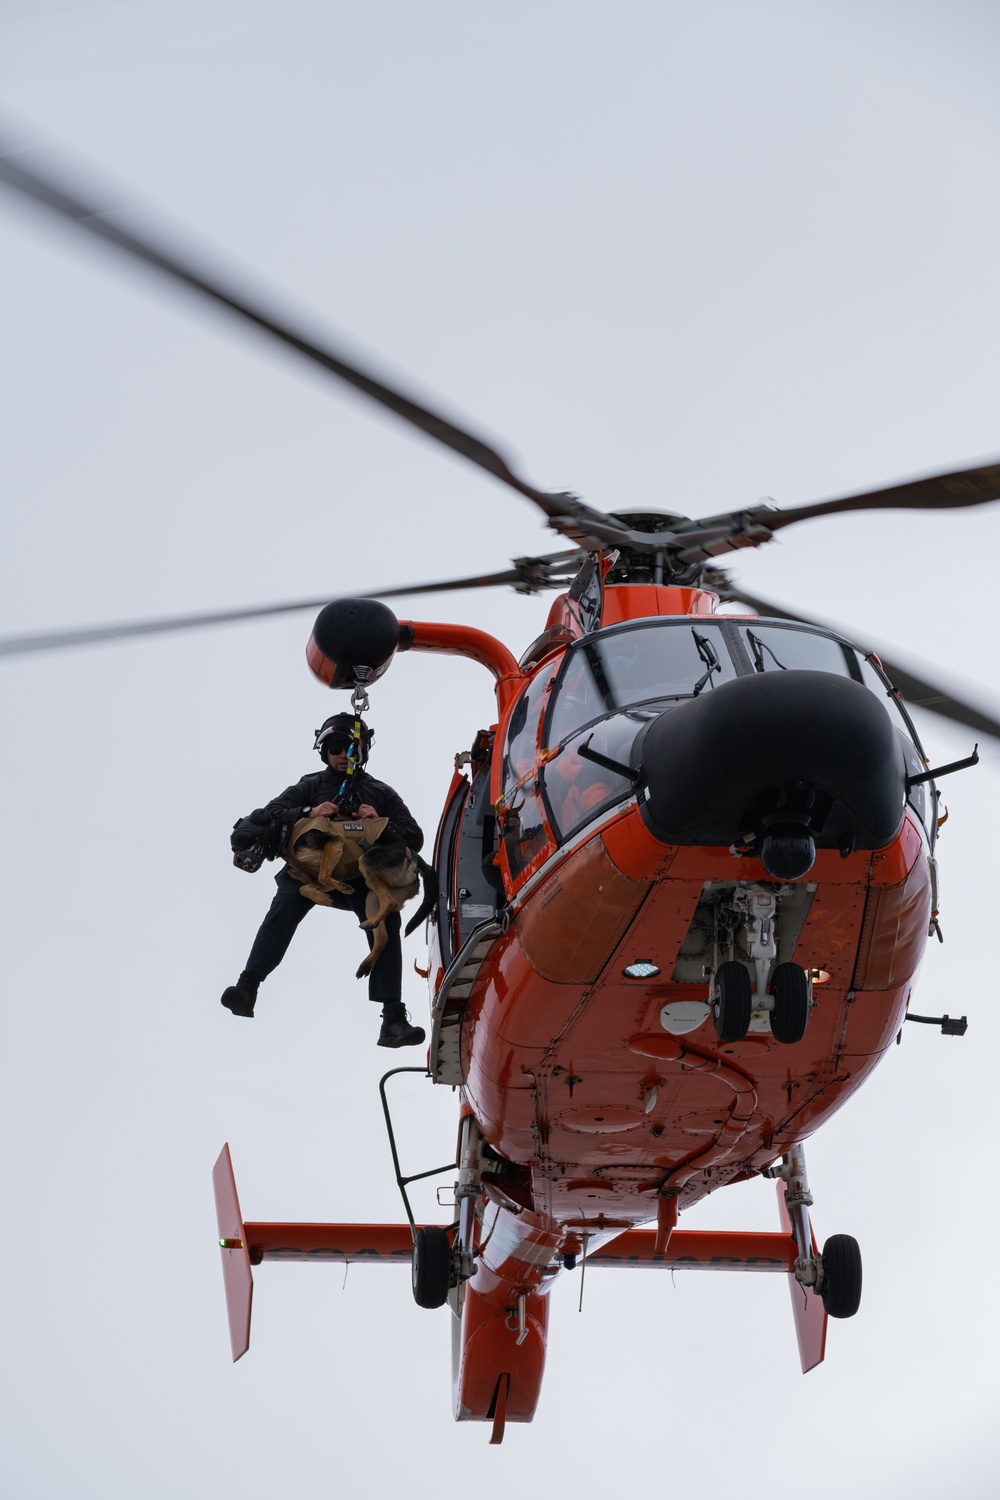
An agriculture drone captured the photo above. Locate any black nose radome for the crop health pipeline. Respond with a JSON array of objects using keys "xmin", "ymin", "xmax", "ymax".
[{"xmin": 637, "ymin": 670, "xmax": 906, "ymax": 861}]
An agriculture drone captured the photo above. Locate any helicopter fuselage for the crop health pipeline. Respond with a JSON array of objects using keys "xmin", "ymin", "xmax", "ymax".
[{"xmin": 422, "ymin": 580, "xmax": 935, "ymax": 1423}]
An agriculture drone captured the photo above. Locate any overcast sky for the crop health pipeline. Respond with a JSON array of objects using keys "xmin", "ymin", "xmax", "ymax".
[{"xmin": 1, "ymin": 3, "xmax": 998, "ymax": 1496}]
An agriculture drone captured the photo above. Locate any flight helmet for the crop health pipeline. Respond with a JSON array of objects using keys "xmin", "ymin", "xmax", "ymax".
[{"xmin": 313, "ymin": 712, "xmax": 374, "ymax": 771}]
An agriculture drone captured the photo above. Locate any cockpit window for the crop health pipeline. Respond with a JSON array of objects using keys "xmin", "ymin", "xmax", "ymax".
[
  {"xmin": 546, "ymin": 621, "xmax": 737, "ymax": 748},
  {"xmin": 734, "ymin": 619, "xmax": 934, "ymax": 840},
  {"xmin": 501, "ymin": 663, "xmax": 556, "ymax": 795},
  {"xmin": 857, "ymin": 651, "xmax": 934, "ymax": 836},
  {"xmin": 502, "ymin": 615, "xmax": 936, "ymax": 859},
  {"xmin": 733, "ymin": 621, "xmax": 922, "ymax": 742},
  {"xmin": 542, "ymin": 713, "xmax": 642, "ymax": 839},
  {"xmin": 737, "ymin": 624, "xmax": 859, "ymax": 680},
  {"xmin": 499, "ymin": 663, "xmax": 559, "ymax": 883}
]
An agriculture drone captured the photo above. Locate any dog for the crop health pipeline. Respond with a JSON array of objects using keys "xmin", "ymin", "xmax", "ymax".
[
  {"xmin": 285, "ymin": 815, "xmax": 387, "ymax": 904},
  {"xmin": 285, "ymin": 816, "xmax": 437, "ymax": 976},
  {"xmin": 356, "ymin": 837, "xmax": 438, "ymax": 977}
]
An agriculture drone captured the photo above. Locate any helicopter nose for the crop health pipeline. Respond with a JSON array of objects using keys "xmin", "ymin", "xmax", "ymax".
[{"xmin": 636, "ymin": 669, "xmax": 907, "ymax": 868}]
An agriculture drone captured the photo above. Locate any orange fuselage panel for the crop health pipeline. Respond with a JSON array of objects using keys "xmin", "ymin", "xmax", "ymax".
[{"xmin": 460, "ymin": 804, "xmax": 930, "ymax": 1228}]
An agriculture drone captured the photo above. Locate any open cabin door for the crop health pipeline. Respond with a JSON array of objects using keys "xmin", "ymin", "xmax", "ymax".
[{"xmin": 433, "ymin": 744, "xmax": 503, "ymax": 969}]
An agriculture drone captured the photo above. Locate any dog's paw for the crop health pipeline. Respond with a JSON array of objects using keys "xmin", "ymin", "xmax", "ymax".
[{"xmin": 299, "ymin": 883, "xmax": 332, "ymax": 906}]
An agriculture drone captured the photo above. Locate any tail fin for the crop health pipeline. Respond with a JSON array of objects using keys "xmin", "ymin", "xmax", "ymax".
[
  {"xmin": 213, "ymin": 1145, "xmax": 419, "ymax": 1360},
  {"xmin": 212, "ymin": 1143, "xmax": 253, "ymax": 1362},
  {"xmin": 777, "ymin": 1181, "xmax": 827, "ymax": 1372}
]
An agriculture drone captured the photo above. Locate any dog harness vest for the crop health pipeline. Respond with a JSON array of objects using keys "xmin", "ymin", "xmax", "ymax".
[{"xmin": 285, "ymin": 815, "xmax": 390, "ymax": 905}]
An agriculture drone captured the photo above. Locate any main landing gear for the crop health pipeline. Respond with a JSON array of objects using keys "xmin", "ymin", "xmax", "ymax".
[
  {"xmin": 380, "ymin": 1065, "xmax": 476, "ymax": 1311},
  {"xmin": 412, "ymin": 1226, "xmax": 452, "ymax": 1309},
  {"xmin": 766, "ymin": 1143, "xmax": 863, "ymax": 1319},
  {"xmin": 819, "ymin": 1233, "xmax": 863, "ymax": 1320},
  {"xmin": 710, "ymin": 885, "xmax": 811, "ymax": 1045},
  {"xmin": 411, "ymin": 1114, "xmax": 484, "ymax": 1310}
]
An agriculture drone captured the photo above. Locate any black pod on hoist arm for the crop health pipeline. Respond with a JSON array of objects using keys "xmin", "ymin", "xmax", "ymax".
[{"xmin": 306, "ymin": 598, "xmax": 400, "ymax": 689}]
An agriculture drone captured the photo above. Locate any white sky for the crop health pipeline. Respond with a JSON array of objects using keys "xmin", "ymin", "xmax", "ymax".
[{"xmin": 1, "ymin": 3, "xmax": 998, "ymax": 1495}]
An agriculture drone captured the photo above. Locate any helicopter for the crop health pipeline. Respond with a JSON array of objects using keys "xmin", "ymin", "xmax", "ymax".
[{"xmin": 3, "ymin": 137, "xmax": 1000, "ymax": 1445}]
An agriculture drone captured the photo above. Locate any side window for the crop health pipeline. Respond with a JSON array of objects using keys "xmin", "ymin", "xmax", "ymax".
[
  {"xmin": 858, "ymin": 655, "xmax": 935, "ymax": 840},
  {"xmin": 501, "ymin": 666, "xmax": 554, "ymax": 794},
  {"xmin": 499, "ymin": 665, "xmax": 558, "ymax": 883},
  {"xmin": 542, "ymin": 713, "xmax": 641, "ymax": 839},
  {"xmin": 501, "ymin": 782, "xmax": 550, "ymax": 881}
]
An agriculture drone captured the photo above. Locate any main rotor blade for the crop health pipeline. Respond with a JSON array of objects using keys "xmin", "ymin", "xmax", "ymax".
[
  {"xmin": 0, "ymin": 137, "xmax": 572, "ymax": 521},
  {"xmin": 682, "ymin": 461, "xmax": 1000, "ymax": 564},
  {"xmin": 719, "ymin": 582, "xmax": 1000, "ymax": 744},
  {"xmin": 765, "ymin": 459, "xmax": 1000, "ymax": 531},
  {"xmin": 0, "ymin": 568, "xmax": 531, "ymax": 658}
]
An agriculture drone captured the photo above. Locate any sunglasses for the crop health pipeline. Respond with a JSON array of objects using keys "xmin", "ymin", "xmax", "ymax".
[{"xmin": 324, "ymin": 737, "xmax": 355, "ymax": 754}]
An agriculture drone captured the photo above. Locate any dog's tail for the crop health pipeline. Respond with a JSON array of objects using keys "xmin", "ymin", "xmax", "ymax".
[{"xmin": 404, "ymin": 858, "xmax": 439, "ymax": 937}]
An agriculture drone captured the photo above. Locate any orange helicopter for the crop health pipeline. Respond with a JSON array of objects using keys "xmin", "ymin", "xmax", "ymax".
[{"xmin": 3, "ymin": 139, "xmax": 999, "ymax": 1444}]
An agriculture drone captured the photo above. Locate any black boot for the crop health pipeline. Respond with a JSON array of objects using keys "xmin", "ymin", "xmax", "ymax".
[
  {"xmin": 377, "ymin": 1000, "xmax": 426, "ymax": 1049},
  {"xmin": 221, "ymin": 970, "xmax": 261, "ymax": 1018}
]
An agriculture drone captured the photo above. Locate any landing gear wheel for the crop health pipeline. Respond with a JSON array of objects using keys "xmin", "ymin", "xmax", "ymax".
[
  {"xmin": 712, "ymin": 962, "xmax": 753, "ymax": 1043},
  {"xmin": 771, "ymin": 962, "xmax": 809, "ymax": 1044},
  {"xmin": 821, "ymin": 1233, "xmax": 862, "ymax": 1319},
  {"xmin": 412, "ymin": 1226, "xmax": 452, "ymax": 1309}
]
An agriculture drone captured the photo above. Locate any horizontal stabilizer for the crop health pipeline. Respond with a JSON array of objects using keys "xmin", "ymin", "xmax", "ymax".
[
  {"xmin": 590, "ymin": 1229, "xmax": 796, "ymax": 1270},
  {"xmin": 212, "ymin": 1144, "xmax": 253, "ymax": 1362},
  {"xmin": 235, "ymin": 1223, "xmax": 794, "ymax": 1269},
  {"xmin": 242, "ymin": 1222, "xmax": 416, "ymax": 1262}
]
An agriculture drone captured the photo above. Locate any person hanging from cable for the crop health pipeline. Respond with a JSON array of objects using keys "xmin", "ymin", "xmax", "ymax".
[{"xmin": 221, "ymin": 712, "xmax": 426, "ymax": 1047}]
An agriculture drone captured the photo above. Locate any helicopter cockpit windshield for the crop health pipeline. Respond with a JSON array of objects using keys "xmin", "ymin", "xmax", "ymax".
[
  {"xmin": 731, "ymin": 619, "xmax": 933, "ymax": 833},
  {"xmin": 497, "ymin": 616, "xmax": 934, "ymax": 885},
  {"xmin": 538, "ymin": 621, "xmax": 738, "ymax": 845},
  {"xmin": 546, "ymin": 622, "xmax": 737, "ymax": 744}
]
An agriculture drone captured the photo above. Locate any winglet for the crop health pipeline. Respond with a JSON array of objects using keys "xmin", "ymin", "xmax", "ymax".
[{"xmin": 212, "ymin": 1143, "xmax": 253, "ymax": 1362}]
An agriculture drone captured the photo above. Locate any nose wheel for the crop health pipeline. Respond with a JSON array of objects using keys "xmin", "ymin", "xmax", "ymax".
[
  {"xmin": 712, "ymin": 961, "xmax": 753, "ymax": 1041},
  {"xmin": 708, "ymin": 886, "xmax": 811, "ymax": 1045},
  {"xmin": 770, "ymin": 962, "xmax": 810, "ymax": 1044}
]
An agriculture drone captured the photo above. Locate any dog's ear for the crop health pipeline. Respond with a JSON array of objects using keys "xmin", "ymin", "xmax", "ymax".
[{"xmin": 370, "ymin": 826, "xmax": 406, "ymax": 849}]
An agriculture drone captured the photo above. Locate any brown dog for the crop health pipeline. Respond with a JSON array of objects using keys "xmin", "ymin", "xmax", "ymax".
[
  {"xmin": 355, "ymin": 840, "xmax": 422, "ymax": 977},
  {"xmin": 285, "ymin": 816, "xmax": 434, "ymax": 978}
]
